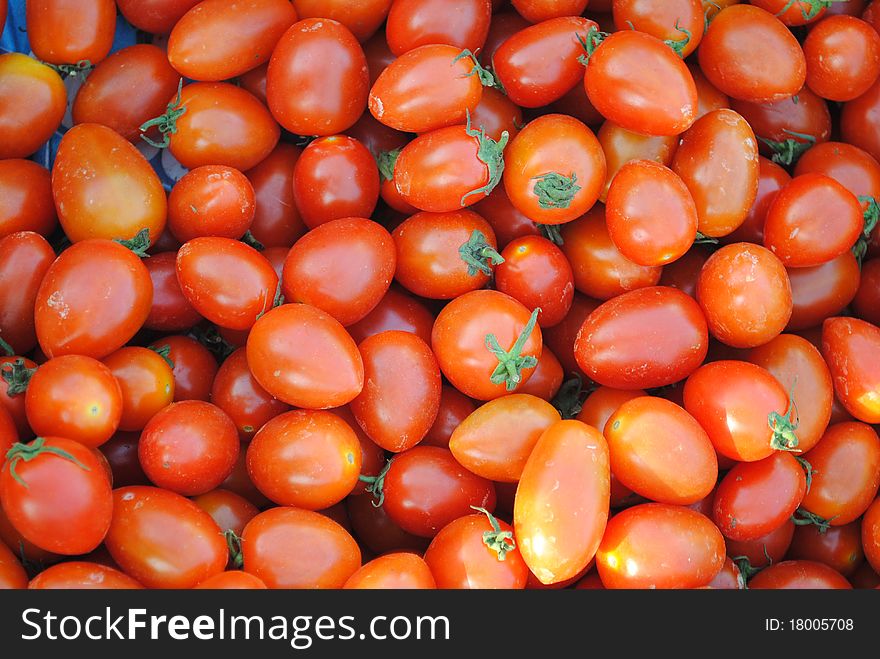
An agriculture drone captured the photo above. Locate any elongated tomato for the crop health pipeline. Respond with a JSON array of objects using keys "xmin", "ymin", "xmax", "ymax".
[
  {"xmin": 514, "ymin": 420, "xmax": 610, "ymax": 585},
  {"xmin": 0, "ymin": 232, "xmax": 54, "ymax": 355},
  {"xmin": 0, "ymin": 54, "xmax": 66, "ymax": 160},
  {"xmin": 822, "ymin": 317, "xmax": 880, "ymax": 423},
  {"xmin": 27, "ymin": 0, "xmax": 115, "ymax": 65}
]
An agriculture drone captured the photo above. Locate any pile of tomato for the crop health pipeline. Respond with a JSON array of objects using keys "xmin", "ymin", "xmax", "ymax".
[{"xmin": 1, "ymin": 0, "xmax": 880, "ymax": 591}]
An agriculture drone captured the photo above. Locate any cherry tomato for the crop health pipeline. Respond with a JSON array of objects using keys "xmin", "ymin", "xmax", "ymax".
[
  {"xmin": 246, "ymin": 303, "xmax": 364, "ymax": 408},
  {"xmin": 612, "ymin": 0, "xmax": 705, "ymax": 58},
  {"xmin": 244, "ymin": 143, "xmax": 306, "ymax": 248},
  {"xmin": 27, "ymin": 0, "xmax": 115, "ymax": 65},
  {"xmin": 597, "ymin": 503, "xmax": 725, "ymax": 589},
  {"xmin": 139, "ymin": 401, "xmax": 240, "ymax": 496},
  {"xmin": 167, "ymin": 166, "xmax": 255, "ymax": 243},
  {"xmin": 241, "ymin": 507, "xmax": 361, "ymax": 588},
  {"xmin": 151, "ymin": 336, "xmax": 217, "ymax": 402},
  {"xmin": 0, "ymin": 160, "xmax": 57, "ymax": 239},
  {"xmin": 267, "ymin": 19, "xmax": 368, "ymax": 136},
  {"xmin": 749, "ymin": 560, "xmax": 852, "ymax": 589},
  {"xmin": 105, "ymin": 486, "xmax": 227, "ymax": 589},
  {"xmin": 788, "ymin": 520, "xmax": 865, "ymax": 577},
  {"xmin": 344, "ymin": 552, "xmax": 436, "ymax": 589},
  {"xmin": 786, "ymin": 252, "xmax": 861, "ymax": 330},
  {"xmin": 29, "ymin": 562, "xmax": 143, "ymax": 589},
  {"xmin": 516, "ymin": 346, "xmax": 563, "ymax": 400},
  {"xmin": 698, "ymin": 5, "xmax": 806, "ymax": 103},
  {"xmin": 381, "ymin": 446, "xmax": 496, "ymax": 538},
  {"xmin": 0, "ymin": 405, "xmax": 17, "ymax": 463},
  {"xmin": 822, "ymin": 316, "xmax": 880, "ymax": 423},
  {"xmin": 0, "ymin": 54, "xmax": 67, "ymax": 159},
  {"xmin": 386, "ymin": 0, "xmax": 490, "ymax": 55},
  {"xmin": 606, "ymin": 397, "xmax": 717, "ymax": 505},
  {"xmin": 671, "ymin": 109, "xmax": 759, "ymax": 238},
  {"xmin": 0, "ymin": 232, "xmax": 54, "ymax": 355},
  {"xmin": 103, "ymin": 347, "xmax": 174, "ymax": 432},
  {"xmin": 575, "ymin": 286, "xmax": 709, "ymax": 390},
  {"xmin": 116, "ymin": 0, "xmax": 202, "ymax": 34},
  {"xmin": 803, "ymin": 15, "xmax": 880, "ymax": 102},
  {"xmin": 795, "ymin": 141, "xmax": 880, "ymax": 212},
  {"xmin": 347, "ymin": 287, "xmax": 435, "ymax": 346},
  {"xmin": 689, "ymin": 63, "xmax": 731, "ymax": 120},
  {"xmin": 0, "ymin": 539, "xmax": 27, "ymax": 589},
  {"xmin": 597, "ymin": 121, "xmax": 679, "ymax": 204},
  {"xmin": 0, "ymin": 437, "xmax": 112, "ymax": 555},
  {"xmin": 585, "ymin": 30, "xmax": 698, "ymax": 137},
  {"xmin": 194, "ymin": 570, "xmax": 267, "ymax": 589},
  {"xmin": 290, "ymin": 0, "xmax": 391, "ymax": 42}
]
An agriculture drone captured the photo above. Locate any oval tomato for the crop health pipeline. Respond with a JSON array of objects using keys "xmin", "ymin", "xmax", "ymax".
[
  {"xmin": 0, "ymin": 160, "xmax": 57, "ymax": 239},
  {"xmin": 822, "ymin": 316, "xmax": 880, "ymax": 423},
  {"xmin": 597, "ymin": 121, "xmax": 679, "ymax": 203},
  {"xmin": 749, "ymin": 560, "xmax": 852, "ymax": 589},
  {"xmin": 116, "ymin": 0, "xmax": 202, "ymax": 34},
  {"xmin": 291, "ymin": 0, "xmax": 391, "ymax": 42},
  {"xmin": 27, "ymin": 0, "xmax": 115, "ymax": 65},
  {"xmin": 103, "ymin": 347, "xmax": 174, "ymax": 432},
  {"xmin": 386, "ymin": 0, "xmax": 490, "ymax": 55},
  {"xmin": 0, "ymin": 540, "xmax": 27, "ymax": 589},
  {"xmin": 804, "ymin": 15, "xmax": 880, "ymax": 102},
  {"xmin": 786, "ymin": 252, "xmax": 861, "ymax": 330},
  {"xmin": 612, "ymin": 0, "xmax": 705, "ymax": 58},
  {"xmin": 194, "ymin": 570, "xmax": 267, "ymax": 589},
  {"xmin": 243, "ymin": 143, "xmax": 306, "ymax": 247},
  {"xmin": 863, "ymin": 498, "xmax": 880, "ymax": 574},
  {"xmin": 167, "ymin": 166, "xmax": 255, "ymax": 243},
  {"xmin": 29, "ymin": 562, "xmax": 143, "ymax": 589},
  {"xmin": 150, "ymin": 335, "xmax": 217, "ymax": 403},
  {"xmin": 0, "ymin": 54, "xmax": 66, "ymax": 160},
  {"xmin": 192, "ymin": 488, "xmax": 259, "ymax": 536},
  {"xmin": 0, "ymin": 232, "xmax": 54, "ymax": 355},
  {"xmin": 344, "ymin": 552, "xmax": 436, "ymax": 589},
  {"xmin": 788, "ymin": 520, "xmax": 864, "ymax": 577}
]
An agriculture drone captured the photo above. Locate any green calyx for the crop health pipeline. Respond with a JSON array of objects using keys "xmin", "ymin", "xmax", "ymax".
[
  {"xmin": 1, "ymin": 358, "xmax": 36, "ymax": 397},
  {"xmin": 461, "ymin": 111, "xmax": 509, "ymax": 206},
  {"xmin": 795, "ymin": 456, "xmax": 815, "ymax": 494},
  {"xmin": 376, "ymin": 149, "xmax": 401, "ymax": 183},
  {"xmin": 241, "ymin": 230, "xmax": 265, "ymax": 252},
  {"xmin": 459, "ymin": 229, "xmax": 504, "ymax": 277},
  {"xmin": 471, "ymin": 506, "xmax": 516, "ymax": 561},
  {"xmin": 664, "ymin": 21, "xmax": 692, "ymax": 58},
  {"xmin": 767, "ymin": 383, "xmax": 799, "ymax": 452},
  {"xmin": 189, "ymin": 325, "xmax": 236, "ymax": 362},
  {"xmin": 776, "ymin": 0, "xmax": 845, "ymax": 22},
  {"xmin": 537, "ymin": 223, "xmax": 564, "ymax": 245},
  {"xmin": 577, "ymin": 27, "xmax": 610, "ymax": 66},
  {"xmin": 114, "ymin": 228, "xmax": 151, "ymax": 258},
  {"xmin": 148, "ymin": 344, "xmax": 175, "ymax": 369},
  {"xmin": 791, "ymin": 508, "xmax": 837, "ymax": 534},
  {"xmin": 224, "ymin": 529, "xmax": 244, "ymax": 569},
  {"xmin": 485, "ymin": 307, "xmax": 541, "ymax": 391},
  {"xmin": 731, "ymin": 555, "xmax": 763, "ymax": 589},
  {"xmin": 532, "ymin": 172, "xmax": 581, "ymax": 210},
  {"xmin": 359, "ymin": 459, "xmax": 393, "ymax": 508},
  {"xmin": 5, "ymin": 438, "xmax": 90, "ymax": 489},
  {"xmin": 0, "ymin": 336, "xmax": 14, "ymax": 357},
  {"xmin": 551, "ymin": 375, "xmax": 587, "ymax": 420},
  {"xmin": 45, "ymin": 59, "xmax": 92, "ymax": 78},
  {"xmin": 853, "ymin": 196, "xmax": 879, "ymax": 264},
  {"xmin": 140, "ymin": 78, "xmax": 187, "ymax": 149},
  {"xmin": 758, "ymin": 130, "xmax": 816, "ymax": 166},
  {"xmin": 256, "ymin": 281, "xmax": 285, "ymax": 322},
  {"xmin": 452, "ymin": 49, "xmax": 503, "ymax": 91}
]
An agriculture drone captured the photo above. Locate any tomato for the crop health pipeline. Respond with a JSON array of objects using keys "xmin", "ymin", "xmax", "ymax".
[
  {"xmin": 176, "ymin": 237, "xmax": 278, "ymax": 331},
  {"xmin": 241, "ymin": 507, "xmax": 360, "ymax": 588},
  {"xmin": 822, "ymin": 317, "xmax": 880, "ymax": 423},
  {"xmin": 511, "ymin": 0, "xmax": 588, "ymax": 21},
  {"xmin": 0, "ymin": 233, "xmax": 52, "ymax": 355},
  {"xmin": 705, "ymin": 557, "xmax": 746, "ymax": 590},
  {"xmin": 786, "ymin": 253, "xmax": 861, "ymax": 331},
  {"xmin": 471, "ymin": 87, "xmax": 522, "ymax": 145},
  {"xmin": 449, "ymin": 394, "xmax": 559, "ymax": 482},
  {"xmin": 747, "ymin": 334, "xmax": 834, "ymax": 453},
  {"xmin": 0, "ymin": 355, "xmax": 36, "ymax": 439},
  {"xmin": 585, "ymin": 31, "xmax": 698, "ymax": 137},
  {"xmin": 27, "ymin": 0, "xmax": 115, "ymax": 65},
  {"xmin": 795, "ymin": 141, "xmax": 880, "ymax": 210},
  {"xmin": 696, "ymin": 243, "xmax": 792, "ymax": 348},
  {"xmin": 247, "ymin": 303, "xmax": 364, "ymax": 408},
  {"xmin": 724, "ymin": 157, "xmax": 790, "ymax": 245},
  {"xmin": 713, "ymin": 452, "xmax": 806, "ymax": 541},
  {"xmin": 291, "ymin": 0, "xmax": 391, "ymax": 42},
  {"xmin": 517, "ymin": 346, "xmax": 564, "ymax": 401},
  {"xmin": 0, "ymin": 437, "xmax": 112, "ymax": 555},
  {"xmin": 105, "ymin": 486, "xmax": 227, "ymax": 588},
  {"xmin": 245, "ymin": 410, "xmax": 361, "ymax": 510},
  {"xmin": 671, "ymin": 109, "xmax": 759, "ymax": 238},
  {"xmin": 386, "ymin": 0, "xmax": 490, "ymax": 55},
  {"xmin": 141, "ymin": 253, "xmax": 200, "ymax": 332},
  {"xmin": 53, "ymin": 124, "xmax": 167, "ymax": 246},
  {"xmin": 606, "ymin": 161, "xmax": 697, "ymax": 267},
  {"xmin": 432, "ymin": 289, "xmax": 542, "ymax": 400},
  {"xmin": 345, "ymin": 492, "xmax": 429, "ymax": 554},
  {"xmin": 116, "ymin": 0, "xmax": 201, "ymax": 34},
  {"xmin": 698, "ymin": 5, "xmax": 806, "ymax": 103},
  {"xmin": 267, "ymin": 19, "xmax": 367, "ymax": 136},
  {"xmin": 0, "ymin": 403, "xmax": 17, "ymax": 461},
  {"xmin": 854, "ymin": 258, "xmax": 880, "ymax": 326},
  {"xmin": 576, "ymin": 286, "xmax": 708, "ymax": 390},
  {"xmin": 749, "ymin": 560, "xmax": 852, "ymax": 589},
  {"xmin": 0, "ymin": 540, "xmax": 27, "ymax": 589},
  {"xmin": 726, "ymin": 518, "xmax": 795, "ymax": 567},
  {"xmin": 514, "ymin": 420, "xmax": 609, "ymax": 584},
  {"xmin": 168, "ymin": 0, "xmax": 296, "ymax": 81},
  {"xmin": 194, "ymin": 570, "xmax": 267, "ymax": 589},
  {"xmin": 347, "ymin": 287, "xmax": 434, "ymax": 346},
  {"xmin": 561, "ymin": 206, "xmax": 661, "ymax": 300},
  {"xmin": 803, "ymin": 15, "xmax": 880, "ymax": 102},
  {"xmin": 0, "ymin": 54, "xmax": 66, "ymax": 160},
  {"xmin": 380, "ymin": 446, "xmax": 496, "ymax": 537},
  {"xmin": 750, "ymin": 0, "xmax": 834, "ymax": 25},
  {"xmin": 282, "ymin": 217, "xmax": 393, "ymax": 325},
  {"xmin": 789, "ymin": 520, "xmax": 864, "ymax": 577},
  {"xmin": 151, "ymin": 336, "xmax": 217, "ymax": 403},
  {"xmin": 800, "ymin": 422, "xmax": 880, "ymax": 525},
  {"xmin": 29, "ymin": 562, "xmax": 143, "ymax": 589},
  {"xmin": 605, "ymin": 397, "xmax": 717, "ymax": 505},
  {"xmin": 764, "ymin": 173, "xmax": 863, "ymax": 267},
  {"xmin": 418, "ymin": 387, "xmax": 474, "ymax": 450},
  {"xmin": 344, "ymin": 553, "xmax": 436, "ymax": 589},
  {"xmin": 495, "ymin": 236, "xmax": 574, "ymax": 328},
  {"xmin": 597, "ymin": 503, "xmax": 725, "ymax": 588},
  {"xmin": 493, "ymin": 17, "xmax": 596, "ymax": 108},
  {"xmin": 612, "ymin": 0, "xmax": 705, "ymax": 58},
  {"xmin": 864, "ymin": 498, "xmax": 880, "ymax": 573},
  {"xmin": 104, "ymin": 347, "xmax": 174, "ymax": 432},
  {"xmin": 244, "ymin": 143, "xmax": 306, "ymax": 248},
  {"xmin": 0, "ymin": 161, "xmax": 57, "ymax": 239},
  {"xmin": 35, "ymin": 240, "xmax": 152, "ymax": 360},
  {"xmin": 167, "ymin": 166, "xmax": 255, "ymax": 243},
  {"xmin": 842, "ymin": 78, "xmax": 880, "ymax": 163},
  {"xmin": 577, "ymin": 386, "xmax": 642, "ymax": 431},
  {"xmin": 472, "ymin": 186, "xmax": 539, "ymax": 250},
  {"xmin": 597, "ymin": 122, "xmax": 678, "ymax": 205}
]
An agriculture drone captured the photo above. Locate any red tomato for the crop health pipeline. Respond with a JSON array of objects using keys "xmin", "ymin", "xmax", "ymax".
[
  {"xmin": 689, "ymin": 63, "xmax": 731, "ymax": 120},
  {"xmin": 347, "ymin": 287, "xmax": 435, "ymax": 346},
  {"xmin": 29, "ymin": 562, "xmax": 143, "ymax": 589},
  {"xmin": 192, "ymin": 489, "xmax": 259, "ymax": 537},
  {"xmin": 597, "ymin": 121, "xmax": 679, "ymax": 204},
  {"xmin": 0, "ymin": 232, "xmax": 54, "ymax": 355},
  {"xmin": 854, "ymin": 258, "xmax": 880, "ymax": 326},
  {"xmin": 597, "ymin": 503, "xmax": 725, "ymax": 588},
  {"xmin": 788, "ymin": 520, "xmax": 864, "ymax": 577},
  {"xmin": 493, "ymin": 17, "xmax": 596, "ymax": 108},
  {"xmin": 605, "ymin": 397, "xmax": 718, "ymax": 505},
  {"xmin": 471, "ymin": 86, "xmax": 523, "ymax": 143},
  {"xmin": 863, "ymin": 497, "xmax": 880, "ymax": 573},
  {"xmin": 241, "ymin": 507, "xmax": 361, "ymax": 588},
  {"xmin": 606, "ymin": 160, "xmax": 698, "ymax": 266},
  {"xmin": 712, "ymin": 452, "xmax": 806, "ymax": 541},
  {"xmin": 724, "ymin": 156, "xmax": 790, "ymax": 245},
  {"xmin": 246, "ymin": 303, "xmax": 364, "ymax": 409},
  {"xmin": 0, "ymin": 437, "xmax": 112, "ymax": 555},
  {"xmin": 751, "ymin": 0, "xmax": 833, "ymax": 25},
  {"xmin": 822, "ymin": 316, "xmax": 880, "ymax": 423},
  {"xmin": 585, "ymin": 30, "xmax": 698, "ymax": 136},
  {"xmin": 795, "ymin": 141, "xmax": 880, "ymax": 212},
  {"xmin": 683, "ymin": 360, "xmax": 799, "ymax": 461},
  {"xmin": 168, "ymin": 166, "xmax": 255, "ymax": 243},
  {"xmin": 420, "ymin": 388, "xmax": 476, "ymax": 451},
  {"xmin": 244, "ymin": 143, "xmax": 306, "ymax": 248},
  {"xmin": 116, "ymin": 0, "xmax": 202, "ymax": 34},
  {"xmin": 194, "ymin": 571, "xmax": 267, "ymax": 589},
  {"xmin": 344, "ymin": 552, "xmax": 436, "ymax": 589},
  {"xmin": 803, "ymin": 15, "xmax": 880, "ymax": 101},
  {"xmin": 386, "ymin": 0, "xmax": 491, "ymax": 55},
  {"xmin": 138, "ymin": 401, "xmax": 239, "ymax": 496},
  {"xmin": 575, "ymin": 286, "xmax": 709, "ymax": 390},
  {"xmin": 432, "ymin": 289, "xmax": 542, "ymax": 401},
  {"xmin": 143, "ymin": 252, "xmax": 202, "ymax": 332},
  {"xmin": 168, "ymin": 0, "xmax": 297, "ymax": 81},
  {"xmin": 291, "ymin": 0, "xmax": 391, "ymax": 42},
  {"xmin": 698, "ymin": 5, "xmax": 806, "ymax": 103},
  {"xmin": 0, "ymin": 355, "xmax": 37, "ymax": 438},
  {"xmin": 103, "ymin": 347, "xmax": 174, "ymax": 432},
  {"xmin": 345, "ymin": 492, "xmax": 429, "ymax": 555},
  {"xmin": 0, "ymin": 539, "xmax": 27, "ymax": 589},
  {"xmin": 786, "ymin": 252, "xmax": 861, "ymax": 330},
  {"xmin": 725, "ymin": 518, "xmax": 795, "ymax": 568},
  {"xmin": 0, "ymin": 54, "xmax": 67, "ymax": 160},
  {"xmin": 105, "ymin": 486, "xmax": 227, "ymax": 589},
  {"xmin": 380, "ymin": 446, "xmax": 496, "ymax": 538},
  {"xmin": 27, "ymin": 0, "xmax": 115, "ymax": 65},
  {"xmin": 150, "ymin": 336, "xmax": 217, "ymax": 403},
  {"xmin": 268, "ymin": 18, "xmax": 368, "ymax": 136},
  {"xmin": 35, "ymin": 240, "xmax": 153, "ymax": 359},
  {"xmin": 749, "ymin": 560, "xmax": 852, "ymax": 589},
  {"xmin": 706, "ymin": 557, "xmax": 746, "ymax": 590},
  {"xmin": 515, "ymin": 346, "xmax": 563, "ymax": 400},
  {"xmin": 612, "ymin": 0, "xmax": 705, "ymax": 58},
  {"xmin": 473, "ymin": 185, "xmax": 540, "ymax": 249},
  {"xmin": 0, "ymin": 160, "xmax": 57, "ymax": 239}
]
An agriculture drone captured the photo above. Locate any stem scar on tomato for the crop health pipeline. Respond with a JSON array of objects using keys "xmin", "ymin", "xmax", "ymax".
[
  {"xmin": 460, "ymin": 111, "xmax": 509, "ymax": 206},
  {"xmin": 4, "ymin": 438, "xmax": 91, "ymax": 488},
  {"xmin": 1, "ymin": 358, "xmax": 36, "ymax": 397},
  {"xmin": 664, "ymin": 21, "xmax": 692, "ymax": 58},
  {"xmin": 44, "ymin": 59, "xmax": 92, "ymax": 79},
  {"xmin": 471, "ymin": 506, "xmax": 516, "ymax": 561},
  {"xmin": 459, "ymin": 229, "xmax": 504, "ymax": 277},
  {"xmin": 577, "ymin": 27, "xmax": 610, "ymax": 65},
  {"xmin": 139, "ymin": 78, "xmax": 187, "ymax": 149},
  {"xmin": 532, "ymin": 172, "xmax": 581, "ymax": 210},
  {"xmin": 359, "ymin": 458, "xmax": 392, "ymax": 508},
  {"xmin": 485, "ymin": 307, "xmax": 541, "ymax": 391}
]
